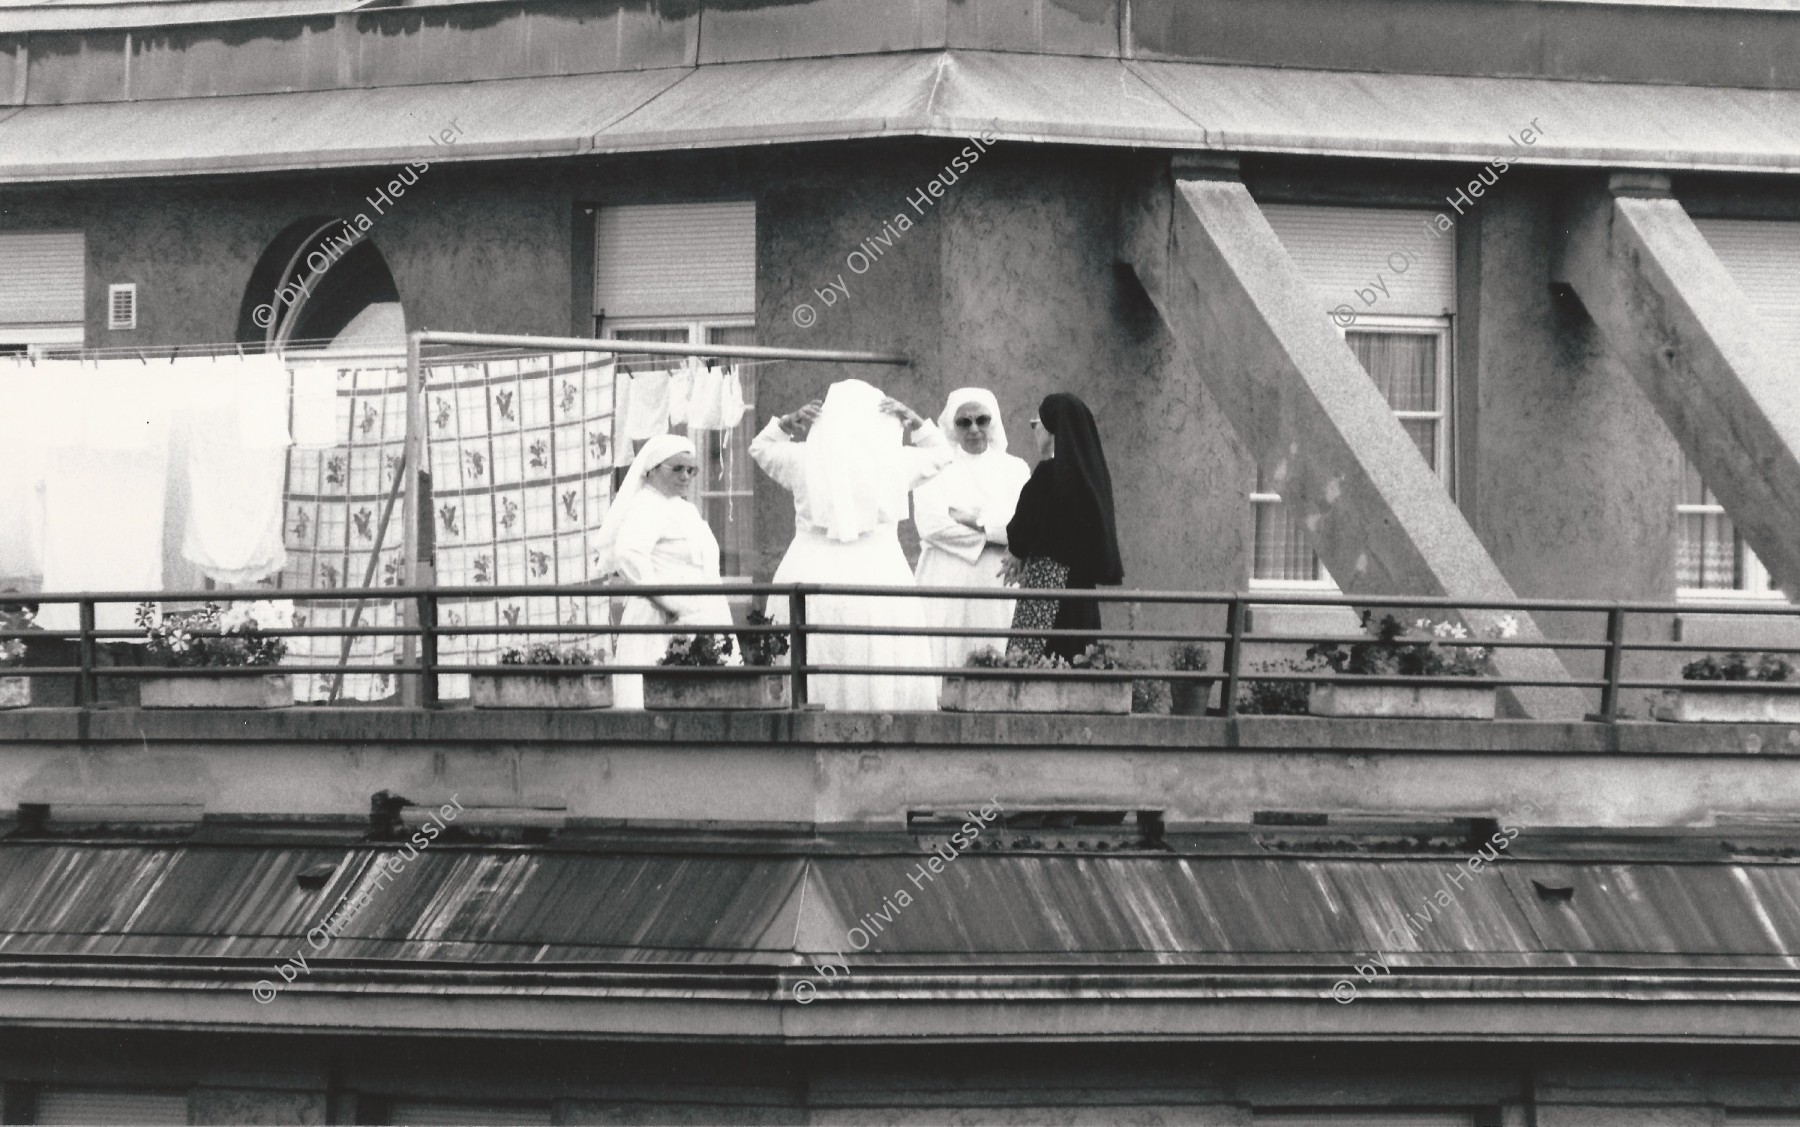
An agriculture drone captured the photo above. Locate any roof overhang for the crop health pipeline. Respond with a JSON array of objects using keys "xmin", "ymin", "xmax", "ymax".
[{"xmin": 4, "ymin": 51, "xmax": 1800, "ymax": 183}]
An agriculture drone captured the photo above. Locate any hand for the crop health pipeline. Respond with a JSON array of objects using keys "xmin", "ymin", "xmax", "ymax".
[
  {"xmin": 779, "ymin": 400, "xmax": 822, "ymax": 438},
  {"xmin": 948, "ymin": 506, "xmax": 982, "ymax": 530},
  {"xmin": 998, "ymin": 553, "xmax": 1024, "ymax": 585},
  {"xmin": 879, "ymin": 397, "xmax": 924, "ymax": 431}
]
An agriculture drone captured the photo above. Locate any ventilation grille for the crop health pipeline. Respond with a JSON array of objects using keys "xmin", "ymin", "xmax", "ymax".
[{"xmin": 107, "ymin": 283, "xmax": 137, "ymax": 330}]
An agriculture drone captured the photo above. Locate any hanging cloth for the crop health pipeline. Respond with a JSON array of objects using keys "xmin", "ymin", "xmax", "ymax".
[
  {"xmin": 180, "ymin": 355, "xmax": 292, "ymax": 585},
  {"xmin": 0, "ymin": 364, "xmax": 52, "ymax": 582},
  {"xmin": 667, "ymin": 359, "xmax": 696, "ymax": 430},
  {"xmin": 622, "ymin": 367, "xmax": 672, "ymax": 441},
  {"xmin": 686, "ymin": 361, "xmax": 748, "ymax": 432},
  {"xmin": 39, "ymin": 361, "xmax": 173, "ymax": 632}
]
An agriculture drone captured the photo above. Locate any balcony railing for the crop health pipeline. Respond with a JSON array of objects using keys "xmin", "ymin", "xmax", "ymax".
[{"xmin": 2, "ymin": 583, "xmax": 1798, "ymax": 719}]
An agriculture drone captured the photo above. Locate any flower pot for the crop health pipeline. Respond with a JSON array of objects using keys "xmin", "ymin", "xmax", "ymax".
[
  {"xmin": 1308, "ymin": 682, "xmax": 1496, "ymax": 720},
  {"xmin": 644, "ymin": 670, "xmax": 790, "ymax": 710},
  {"xmin": 0, "ymin": 674, "xmax": 31, "ymax": 709},
  {"xmin": 1170, "ymin": 680, "xmax": 1211, "ymax": 716},
  {"xmin": 1655, "ymin": 688, "xmax": 1800, "ymax": 723},
  {"xmin": 140, "ymin": 673, "xmax": 294, "ymax": 709},
  {"xmin": 939, "ymin": 676, "xmax": 1132, "ymax": 715},
  {"xmin": 470, "ymin": 672, "xmax": 612, "ymax": 709}
]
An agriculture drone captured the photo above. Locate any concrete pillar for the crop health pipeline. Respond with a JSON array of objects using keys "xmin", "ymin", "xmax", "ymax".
[
  {"xmin": 1119, "ymin": 156, "xmax": 1584, "ymax": 718},
  {"xmin": 1556, "ymin": 172, "xmax": 1800, "ymax": 596}
]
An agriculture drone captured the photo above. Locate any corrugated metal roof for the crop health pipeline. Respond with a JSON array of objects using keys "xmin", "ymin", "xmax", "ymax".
[
  {"xmin": 10, "ymin": 840, "xmax": 1800, "ymax": 977},
  {"xmin": 0, "ymin": 0, "xmax": 352, "ymax": 33},
  {"xmin": 3, "ymin": 50, "xmax": 1800, "ymax": 182}
]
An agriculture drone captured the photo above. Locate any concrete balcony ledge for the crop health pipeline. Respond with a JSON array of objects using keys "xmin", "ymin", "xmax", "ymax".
[{"xmin": 4, "ymin": 707, "xmax": 1800, "ymax": 757}]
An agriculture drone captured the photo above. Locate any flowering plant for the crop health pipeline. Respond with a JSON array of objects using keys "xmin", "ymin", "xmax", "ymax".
[
  {"xmin": 659, "ymin": 633, "xmax": 738, "ymax": 667},
  {"xmin": 1682, "ymin": 651, "xmax": 1794, "ymax": 682},
  {"xmin": 135, "ymin": 600, "xmax": 292, "ymax": 667},
  {"xmin": 965, "ymin": 643, "xmax": 1121, "ymax": 671},
  {"xmin": 0, "ymin": 605, "xmax": 33, "ymax": 668},
  {"xmin": 499, "ymin": 644, "xmax": 599, "ymax": 666},
  {"xmin": 1308, "ymin": 611, "xmax": 1517, "ymax": 678}
]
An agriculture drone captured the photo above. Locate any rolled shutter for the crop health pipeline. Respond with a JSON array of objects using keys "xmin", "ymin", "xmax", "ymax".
[
  {"xmin": 35, "ymin": 1088, "xmax": 189, "ymax": 1124},
  {"xmin": 1694, "ymin": 217, "xmax": 1800, "ymax": 355},
  {"xmin": 0, "ymin": 231, "xmax": 85, "ymax": 345},
  {"xmin": 594, "ymin": 202, "xmax": 755, "ymax": 320},
  {"xmin": 1256, "ymin": 1114, "xmax": 1473, "ymax": 1127},
  {"xmin": 1260, "ymin": 205, "xmax": 1455, "ymax": 317}
]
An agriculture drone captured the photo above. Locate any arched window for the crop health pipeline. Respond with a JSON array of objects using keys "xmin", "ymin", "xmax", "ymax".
[{"xmin": 237, "ymin": 217, "xmax": 404, "ymax": 350}]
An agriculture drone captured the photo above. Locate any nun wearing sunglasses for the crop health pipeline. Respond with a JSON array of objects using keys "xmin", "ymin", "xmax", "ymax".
[{"xmin": 911, "ymin": 388, "xmax": 1032, "ymax": 668}]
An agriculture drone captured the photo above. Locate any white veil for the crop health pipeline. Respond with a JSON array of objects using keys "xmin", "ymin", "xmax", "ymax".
[{"xmin": 799, "ymin": 378, "xmax": 906, "ymax": 542}]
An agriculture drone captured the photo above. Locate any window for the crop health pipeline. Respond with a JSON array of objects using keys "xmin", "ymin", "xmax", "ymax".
[
  {"xmin": 595, "ymin": 199, "xmax": 757, "ymax": 588},
  {"xmin": 1252, "ymin": 204, "xmax": 1456, "ymax": 592},
  {"xmin": 608, "ymin": 319, "xmax": 757, "ymax": 586},
  {"xmin": 1256, "ymin": 1114, "xmax": 1477, "ymax": 1127},
  {"xmin": 1251, "ymin": 316, "xmax": 1452, "ymax": 587},
  {"xmin": 1677, "ymin": 454, "xmax": 1778, "ymax": 599},
  {"xmin": 0, "ymin": 231, "xmax": 84, "ymax": 353},
  {"xmin": 1681, "ymin": 217, "xmax": 1800, "ymax": 602}
]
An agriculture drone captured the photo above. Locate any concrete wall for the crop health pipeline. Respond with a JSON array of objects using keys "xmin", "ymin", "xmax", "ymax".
[
  {"xmin": 7, "ymin": 710, "xmax": 1800, "ymax": 829},
  {"xmin": 1464, "ymin": 170, "xmax": 1684, "ymax": 691},
  {"xmin": 1, "ymin": 1034, "xmax": 1796, "ymax": 1124}
]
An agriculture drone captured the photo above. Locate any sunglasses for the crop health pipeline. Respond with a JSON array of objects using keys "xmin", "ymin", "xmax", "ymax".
[
  {"xmin": 953, "ymin": 415, "xmax": 992, "ymax": 429},
  {"xmin": 1028, "ymin": 419, "xmax": 1042, "ymax": 430},
  {"xmin": 663, "ymin": 463, "xmax": 700, "ymax": 477}
]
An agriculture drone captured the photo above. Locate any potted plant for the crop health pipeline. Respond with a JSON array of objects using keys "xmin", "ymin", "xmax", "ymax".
[
  {"xmin": 643, "ymin": 610, "xmax": 791, "ymax": 710},
  {"xmin": 940, "ymin": 644, "xmax": 1132, "ymax": 715},
  {"xmin": 0, "ymin": 605, "xmax": 32, "ymax": 709},
  {"xmin": 1304, "ymin": 611, "xmax": 1512, "ymax": 720},
  {"xmin": 472, "ymin": 644, "xmax": 611, "ymax": 709},
  {"xmin": 134, "ymin": 600, "xmax": 294, "ymax": 708},
  {"xmin": 1167, "ymin": 642, "xmax": 1212, "ymax": 716},
  {"xmin": 1658, "ymin": 651, "xmax": 1800, "ymax": 723}
]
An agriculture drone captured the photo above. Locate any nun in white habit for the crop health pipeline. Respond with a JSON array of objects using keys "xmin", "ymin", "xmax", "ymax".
[
  {"xmin": 594, "ymin": 434, "xmax": 737, "ymax": 709},
  {"xmin": 751, "ymin": 378, "xmax": 953, "ymax": 710},
  {"xmin": 912, "ymin": 388, "xmax": 1032, "ymax": 668}
]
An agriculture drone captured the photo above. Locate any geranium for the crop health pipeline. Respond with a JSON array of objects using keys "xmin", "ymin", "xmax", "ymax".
[{"xmin": 499, "ymin": 644, "xmax": 598, "ymax": 666}]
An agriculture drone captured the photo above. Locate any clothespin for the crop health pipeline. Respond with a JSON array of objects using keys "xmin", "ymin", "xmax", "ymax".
[
  {"xmin": 235, "ymin": 343, "xmax": 245, "ymax": 358},
  {"xmin": 704, "ymin": 357, "xmax": 717, "ymax": 371},
  {"xmin": 136, "ymin": 352, "xmax": 148, "ymax": 365}
]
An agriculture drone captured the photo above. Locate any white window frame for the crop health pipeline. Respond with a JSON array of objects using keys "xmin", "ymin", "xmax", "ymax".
[{"xmin": 1249, "ymin": 313, "xmax": 1453, "ymax": 593}]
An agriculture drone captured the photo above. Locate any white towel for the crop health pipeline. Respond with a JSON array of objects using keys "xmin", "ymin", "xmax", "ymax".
[
  {"xmin": 621, "ymin": 368, "xmax": 671, "ymax": 441},
  {"xmin": 180, "ymin": 356, "xmax": 291, "ymax": 585}
]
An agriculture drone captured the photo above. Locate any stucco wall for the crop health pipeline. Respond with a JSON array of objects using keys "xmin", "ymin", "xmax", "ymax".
[{"xmin": 1466, "ymin": 173, "xmax": 1683, "ymax": 691}]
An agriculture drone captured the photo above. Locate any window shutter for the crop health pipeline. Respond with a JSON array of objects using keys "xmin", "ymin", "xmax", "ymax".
[
  {"xmin": 1694, "ymin": 218, "xmax": 1800, "ymax": 355},
  {"xmin": 35, "ymin": 1088, "xmax": 189, "ymax": 1124},
  {"xmin": 0, "ymin": 231, "xmax": 85, "ymax": 327},
  {"xmin": 1260, "ymin": 205, "xmax": 1455, "ymax": 317},
  {"xmin": 594, "ymin": 202, "xmax": 755, "ymax": 320}
]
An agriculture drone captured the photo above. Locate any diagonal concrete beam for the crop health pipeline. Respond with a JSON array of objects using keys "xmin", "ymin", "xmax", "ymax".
[
  {"xmin": 1119, "ymin": 156, "xmax": 1584, "ymax": 719},
  {"xmin": 1555, "ymin": 174, "xmax": 1800, "ymax": 597}
]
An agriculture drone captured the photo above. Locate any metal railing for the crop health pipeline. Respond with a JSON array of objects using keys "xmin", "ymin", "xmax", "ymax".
[{"xmin": 3, "ymin": 584, "xmax": 1799, "ymax": 719}]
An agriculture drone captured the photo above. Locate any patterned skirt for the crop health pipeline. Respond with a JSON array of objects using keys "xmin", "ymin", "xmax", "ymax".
[{"xmin": 1007, "ymin": 556, "xmax": 1071, "ymax": 658}]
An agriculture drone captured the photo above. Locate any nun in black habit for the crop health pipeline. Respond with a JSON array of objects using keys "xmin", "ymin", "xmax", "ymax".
[{"xmin": 1001, "ymin": 392, "xmax": 1124, "ymax": 660}]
